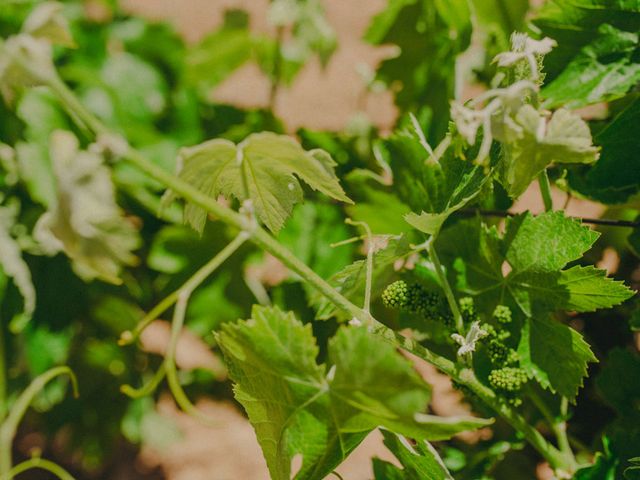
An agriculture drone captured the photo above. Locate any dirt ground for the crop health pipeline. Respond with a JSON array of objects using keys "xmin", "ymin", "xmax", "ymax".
[{"xmin": 115, "ymin": 1, "xmax": 606, "ymax": 479}]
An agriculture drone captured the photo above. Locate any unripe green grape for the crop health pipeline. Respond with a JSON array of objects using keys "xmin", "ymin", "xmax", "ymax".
[
  {"xmin": 487, "ymin": 339, "xmax": 519, "ymax": 366},
  {"xmin": 382, "ymin": 280, "xmax": 409, "ymax": 309},
  {"xmin": 488, "ymin": 367, "xmax": 528, "ymax": 393},
  {"xmin": 487, "ymin": 339, "xmax": 509, "ymax": 365},
  {"xmin": 493, "ymin": 305, "xmax": 512, "ymax": 324},
  {"xmin": 406, "ymin": 283, "xmax": 440, "ymax": 315},
  {"xmin": 459, "ymin": 296, "xmax": 477, "ymax": 323}
]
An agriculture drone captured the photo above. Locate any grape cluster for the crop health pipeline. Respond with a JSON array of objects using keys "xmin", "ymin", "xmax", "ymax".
[
  {"xmin": 381, "ymin": 280, "xmax": 409, "ymax": 309},
  {"xmin": 493, "ymin": 305, "xmax": 512, "ymax": 324},
  {"xmin": 488, "ymin": 367, "xmax": 528, "ymax": 406},
  {"xmin": 382, "ymin": 280, "xmax": 450, "ymax": 324},
  {"xmin": 459, "ymin": 296, "xmax": 478, "ymax": 323}
]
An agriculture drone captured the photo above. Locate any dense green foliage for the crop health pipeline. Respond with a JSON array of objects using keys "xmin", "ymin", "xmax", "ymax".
[{"xmin": 0, "ymin": 1, "xmax": 639, "ymax": 479}]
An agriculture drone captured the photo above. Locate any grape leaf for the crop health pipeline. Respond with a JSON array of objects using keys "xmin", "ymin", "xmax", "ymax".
[
  {"xmin": 542, "ymin": 25, "xmax": 640, "ymax": 109},
  {"xmin": 517, "ymin": 315, "xmax": 596, "ymax": 400},
  {"xmin": 364, "ymin": 0, "xmax": 471, "ymax": 141},
  {"xmin": 437, "ymin": 212, "xmax": 633, "ymax": 315},
  {"xmin": 379, "ymin": 129, "xmax": 490, "ymax": 235},
  {"xmin": 34, "ymin": 130, "xmax": 140, "ymax": 284},
  {"xmin": 216, "ymin": 305, "xmax": 492, "ymax": 480},
  {"xmin": 373, "ymin": 430, "xmax": 453, "ymax": 480},
  {"xmin": 570, "ymin": 97, "xmax": 640, "ymax": 204},
  {"xmin": 533, "ymin": 0, "xmax": 640, "ymax": 81},
  {"xmin": 167, "ymin": 132, "xmax": 351, "ymax": 234},
  {"xmin": 498, "ymin": 106, "xmax": 598, "ymax": 198},
  {"xmin": 312, "ymin": 235, "xmax": 411, "ymax": 320},
  {"xmin": 185, "ymin": 10, "xmax": 254, "ymax": 97},
  {"xmin": 0, "ymin": 204, "xmax": 36, "ymax": 330}
]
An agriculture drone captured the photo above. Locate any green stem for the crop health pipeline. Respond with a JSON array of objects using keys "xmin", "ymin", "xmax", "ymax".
[
  {"xmin": 427, "ymin": 242, "xmax": 464, "ymax": 333},
  {"xmin": 527, "ymin": 389, "xmax": 576, "ymax": 471},
  {"xmin": 42, "ymin": 73, "xmax": 573, "ymax": 473},
  {"xmin": 120, "ymin": 364, "xmax": 166, "ymax": 399},
  {"xmin": 164, "ymin": 233, "xmax": 246, "ymax": 424},
  {"xmin": 538, "ymin": 171, "xmax": 553, "ymax": 212},
  {"xmin": 120, "ymin": 233, "xmax": 247, "ymax": 345},
  {"xmin": 4, "ymin": 457, "xmax": 75, "ymax": 480},
  {"xmin": 0, "ymin": 320, "xmax": 6, "ymax": 422},
  {"xmin": 0, "ymin": 367, "xmax": 78, "ymax": 476},
  {"xmin": 345, "ymin": 219, "xmax": 374, "ymax": 318}
]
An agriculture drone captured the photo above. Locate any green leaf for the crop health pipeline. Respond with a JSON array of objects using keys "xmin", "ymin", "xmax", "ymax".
[
  {"xmin": 470, "ymin": 0, "xmax": 528, "ymax": 50},
  {"xmin": 437, "ymin": 211, "xmax": 631, "ymax": 316},
  {"xmin": 498, "ymin": 106, "xmax": 598, "ymax": 198},
  {"xmin": 169, "ymin": 132, "xmax": 351, "ymax": 233},
  {"xmin": 570, "ymin": 97, "xmax": 640, "ymax": 203},
  {"xmin": 33, "ymin": 130, "xmax": 140, "ymax": 284},
  {"xmin": 533, "ymin": 0, "xmax": 640, "ymax": 80},
  {"xmin": 278, "ymin": 202, "xmax": 354, "ymax": 279},
  {"xmin": 216, "ymin": 306, "xmax": 491, "ymax": 480},
  {"xmin": 373, "ymin": 430, "xmax": 453, "ymax": 480},
  {"xmin": 517, "ymin": 315, "xmax": 596, "ymax": 400},
  {"xmin": 185, "ymin": 9, "xmax": 254, "ymax": 96},
  {"xmin": 555, "ymin": 266, "xmax": 634, "ymax": 312},
  {"xmin": 100, "ymin": 52, "xmax": 167, "ymax": 123},
  {"xmin": 542, "ymin": 25, "xmax": 640, "ymax": 109},
  {"xmin": 364, "ymin": 0, "xmax": 471, "ymax": 141},
  {"xmin": 379, "ymin": 129, "xmax": 490, "ymax": 235},
  {"xmin": 0, "ymin": 205, "xmax": 35, "ymax": 329},
  {"xmin": 312, "ymin": 235, "xmax": 411, "ymax": 320},
  {"xmin": 345, "ymin": 170, "xmax": 412, "ymax": 235}
]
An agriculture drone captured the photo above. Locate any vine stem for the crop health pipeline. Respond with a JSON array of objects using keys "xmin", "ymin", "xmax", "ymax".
[
  {"xmin": 0, "ymin": 367, "xmax": 78, "ymax": 476},
  {"xmin": 458, "ymin": 209, "xmax": 640, "ymax": 228},
  {"xmin": 0, "ymin": 318, "xmax": 6, "ymax": 422},
  {"xmin": 164, "ymin": 233, "xmax": 247, "ymax": 424},
  {"xmin": 538, "ymin": 170, "xmax": 554, "ymax": 212},
  {"xmin": 527, "ymin": 388, "xmax": 577, "ymax": 470},
  {"xmin": 345, "ymin": 219, "xmax": 374, "ymax": 318},
  {"xmin": 427, "ymin": 242, "xmax": 464, "ymax": 334},
  {"xmin": 3, "ymin": 457, "xmax": 75, "ymax": 480},
  {"xmin": 43, "ymin": 74, "xmax": 572, "ymax": 473}
]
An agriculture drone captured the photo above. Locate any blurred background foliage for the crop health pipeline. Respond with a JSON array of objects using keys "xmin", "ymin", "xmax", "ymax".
[{"xmin": 0, "ymin": 0, "xmax": 639, "ymax": 478}]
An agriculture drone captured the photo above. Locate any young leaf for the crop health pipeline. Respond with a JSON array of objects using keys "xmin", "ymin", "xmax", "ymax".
[
  {"xmin": 517, "ymin": 315, "xmax": 596, "ymax": 400},
  {"xmin": 216, "ymin": 305, "xmax": 491, "ymax": 480},
  {"xmin": 542, "ymin": 25, "xmax": 640, "ymax": 109},
  {"xmin": 167, "ymin": 132, "xmax": 351, "ymax": 233},
  {"xmin": 0, "ymin": 205, "xmax": 36, "ymax": 330},
  {"xmin": 373, "ymin": 430, "xmax": 453, "ymax": 480},
  {"xmin": 498, "ymin": 106, "xmax": 598, "ymax": 198},
  {"xmin": 34, "ymin": 130, "xmax": 140, "ymax": 284},
  {"xmin": 312, "ymin": 235, "xmax": 411, "ymax": 319},
  {"xmin": 379, "ymin": 130, "xmax": 489, "ymax": 235}
]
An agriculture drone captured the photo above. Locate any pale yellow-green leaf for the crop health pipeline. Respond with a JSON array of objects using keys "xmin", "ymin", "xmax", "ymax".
[
  {"xmin": 0, "ymin": 204, "xmax": 36, "ymax": 330},
  {"xmin": 34, "ymin": 131, "xmax": 140, "ymax": 284},
  {"xmin": 499, "ymin": 106, "xmax": 599, "ymax": 197},
  {"xmin": 169, "ymin": 132, "xmax": 351, "ymax": 233}
]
